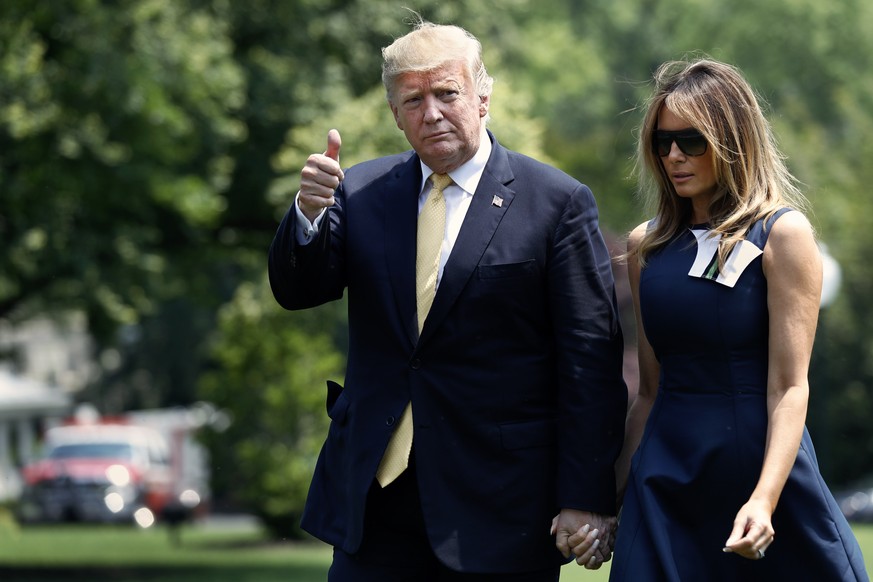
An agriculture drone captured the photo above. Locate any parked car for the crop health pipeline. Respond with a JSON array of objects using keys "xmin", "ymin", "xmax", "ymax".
[
  {"xmin": 18, "ymin": 423, "xmax": 201, "ymax": 527},
  {"xmin": 833, "ymin": 474, "xmax": 873, "ymax": 523}
]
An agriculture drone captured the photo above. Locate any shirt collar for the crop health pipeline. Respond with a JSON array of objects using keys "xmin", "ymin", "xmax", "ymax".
[{"xmin": 419, "ymin": 130, "xmax": 492, "ymax": 196}]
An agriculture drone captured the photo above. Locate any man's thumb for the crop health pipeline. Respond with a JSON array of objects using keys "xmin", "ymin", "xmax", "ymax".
[{"xmin": 325, "ymin": 129, "xmax": 341, "ymax": 163}]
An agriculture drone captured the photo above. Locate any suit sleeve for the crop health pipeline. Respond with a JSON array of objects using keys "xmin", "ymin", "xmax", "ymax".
[
  {"xmin": 550, "ymin": 183, "xmax": 627, "ymax": 515},
  {"xmin": 268, "ymin": 185, "xmax": 347, "ymax": 311}
]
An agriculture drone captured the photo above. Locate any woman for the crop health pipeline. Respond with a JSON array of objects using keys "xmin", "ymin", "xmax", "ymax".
[{"xmin": 607, "ymin": 59, "xmax": 868, "ymax": 580}]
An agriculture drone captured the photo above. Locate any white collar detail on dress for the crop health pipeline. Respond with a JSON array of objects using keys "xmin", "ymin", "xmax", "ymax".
[{"xmin": 687, "ymin": 228, "xmax": 763, "ymax": 288}]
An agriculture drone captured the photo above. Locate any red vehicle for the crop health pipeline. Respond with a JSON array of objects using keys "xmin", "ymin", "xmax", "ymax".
[{"xmin": 18, "ymin": 422, "xmax": 201, "ymax": 527}]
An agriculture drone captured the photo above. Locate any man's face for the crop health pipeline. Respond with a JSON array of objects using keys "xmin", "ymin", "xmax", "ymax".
[{"xmin": 389, "ymin": 60, "xmax": 489, "ymax": 174}]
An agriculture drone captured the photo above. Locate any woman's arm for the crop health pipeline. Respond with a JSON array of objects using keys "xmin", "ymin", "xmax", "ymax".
[
  {"xmin": 723, "ymin": 210, "xmax": 822, "ymax": 559},
  {"xmin": 564, "ymin": 222, "xmax": 660, "ymax": 566},
  {"xmin": 614, "ymin": 222, "xmax": 661, "ymax": 505}
]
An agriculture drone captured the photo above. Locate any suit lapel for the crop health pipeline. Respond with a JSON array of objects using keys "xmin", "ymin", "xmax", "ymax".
[
  {"xmin": 419, "ymin": 138, "xmax": 515, "ymax": 343},
  {"xmin": 384, "ymin": 156, "xmax": 423, "ymax": 347}
]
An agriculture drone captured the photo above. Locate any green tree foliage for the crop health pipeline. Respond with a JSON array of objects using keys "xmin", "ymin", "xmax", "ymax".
[
  {"xmin": 0, "ymin": 0, "xmax": 256, "ymax": 409},
  {"xmin": 0, "ymin": 0, "xmax": 246, "ymax": 327},
  {"xmin": 199, "ymin": 280, "xmax": 345, "ymax": 537}
]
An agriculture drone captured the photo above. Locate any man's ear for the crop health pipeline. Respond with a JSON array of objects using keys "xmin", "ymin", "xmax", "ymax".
[{"xmin": 479, "ymin": 94, "xmax": 490, "ymax": 117}]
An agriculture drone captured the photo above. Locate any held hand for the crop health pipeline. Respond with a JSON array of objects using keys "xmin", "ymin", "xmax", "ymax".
[
  {"xmin": 552, "ymin": 509, "xmax": 616, "ymax": 570},
  {"xmin": 298, "ymin": 129, "xmax": 344, "ymax": 222},
  {"xmin": 723, "ymin": 499, "xmax": 774, "ymax": 561}
]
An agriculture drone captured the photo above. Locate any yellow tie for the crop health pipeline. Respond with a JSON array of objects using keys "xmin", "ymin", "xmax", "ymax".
[{"xmin": 376, "ymin": 173, "xmax": 451, "ymax": 487}]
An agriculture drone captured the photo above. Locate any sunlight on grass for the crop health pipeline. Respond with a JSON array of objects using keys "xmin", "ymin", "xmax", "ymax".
[
  {"xmin": 560, "ymin": 559, "xmax": 611, "ymax": 581},
  {"xmin": 0, "ymin": 522, "xmax": 332, "ymax": 582}
]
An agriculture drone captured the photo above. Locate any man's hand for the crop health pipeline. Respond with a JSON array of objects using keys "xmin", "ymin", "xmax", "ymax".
[
  {"xmin": 298, "ymin": 129, "xmax": 344, "ymax": 223},
  {"xmin": 551, "ymin": 508, "xmax": 617, "ymax": 570}
]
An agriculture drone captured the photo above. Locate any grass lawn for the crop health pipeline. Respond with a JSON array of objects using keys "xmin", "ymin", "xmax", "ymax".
[
  {"xmin": 0, "ymin": 519, "xmax": 870, "ymax": 581},
  {"xmin": 0, "ymin": 520, "xmax": 332, "ymax": 582}
]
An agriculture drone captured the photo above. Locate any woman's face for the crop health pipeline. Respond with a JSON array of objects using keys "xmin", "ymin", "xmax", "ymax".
[{"xmin": 656, "ymin": 104, "xmax": 718, "ymax": 222}]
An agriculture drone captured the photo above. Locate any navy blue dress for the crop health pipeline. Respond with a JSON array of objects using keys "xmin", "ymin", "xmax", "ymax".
[{"xmin": 610, "ymin": 210, "xmax": 869, "ymax": 581}]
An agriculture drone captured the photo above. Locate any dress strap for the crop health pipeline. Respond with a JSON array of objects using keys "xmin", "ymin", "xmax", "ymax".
[{"xmin": 745, "ymin": 207, "xmax": 793, "ymax": 250}]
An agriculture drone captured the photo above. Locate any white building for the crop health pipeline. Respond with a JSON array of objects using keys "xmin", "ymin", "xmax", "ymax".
[
  {"xmin": 0, "ymin": 314, "xmax": 90, "ymax": 501},
  {"xmin": 0, "ymin": 370, "xmax": 71, "ymax": 500}
]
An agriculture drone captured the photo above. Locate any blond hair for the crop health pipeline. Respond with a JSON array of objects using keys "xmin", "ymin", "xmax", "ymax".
[
  {"xmin": 381, "ymin": 19, "xmax": 493, "ymax": 106},
  {"xmin": 632, "ymin": 58, "xmax": 808, "ymax": 267}
]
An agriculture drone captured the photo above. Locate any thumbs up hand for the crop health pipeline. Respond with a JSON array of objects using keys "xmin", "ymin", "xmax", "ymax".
[
  {"xmin": 324, "ymin": 128, "xmax": 341, "ymax": 164},
  {"xmin": 299, "ymin": 129, "xmax": 344, "ymax": 222}
]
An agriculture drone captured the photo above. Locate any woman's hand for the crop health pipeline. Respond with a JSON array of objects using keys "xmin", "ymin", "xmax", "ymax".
[
  {"xmin": 723, "ymin": 499, "xmax": 774, "ymax": 560},
  {"xmin": 552, "ymin": 511, "xmax": 617, "ymax": 569}
]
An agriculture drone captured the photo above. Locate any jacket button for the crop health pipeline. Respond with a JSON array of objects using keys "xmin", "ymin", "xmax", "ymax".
[
  {"xmin": 410, "ymin": 358, "xmax": 421, "ymax": 369},
  {"xmin": 386, "ymin": 416, "xmax": 396, "ymax": 426}
]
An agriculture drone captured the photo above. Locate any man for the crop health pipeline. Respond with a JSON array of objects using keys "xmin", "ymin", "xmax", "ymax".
[{"xmin": 268, "ymin": 19, "xmax": 626, "ymax": 581}]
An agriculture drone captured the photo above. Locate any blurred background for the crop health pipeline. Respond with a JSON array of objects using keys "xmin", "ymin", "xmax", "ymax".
[{"xmin": 2, "ymin": 0, "xmax": 873, "ymax": 545}]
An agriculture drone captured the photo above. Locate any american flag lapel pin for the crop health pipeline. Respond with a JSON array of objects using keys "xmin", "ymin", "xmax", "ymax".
[{"xmin": 491, "ymin": 195, "xmax": 503, "ymax": 208}]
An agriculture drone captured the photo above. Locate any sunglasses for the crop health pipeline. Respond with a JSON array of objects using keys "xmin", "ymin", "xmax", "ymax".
[{"xmin": 652, "ymin": 129, "xmax": 708, "ymax": 157}]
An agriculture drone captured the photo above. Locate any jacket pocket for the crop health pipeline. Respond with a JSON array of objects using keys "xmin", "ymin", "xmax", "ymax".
[
  {"xmin": 326, "ymin": 380, "xmax": 348, "ymax": 424},
  {"xmin": 477, "ymin": 259, "xmax": 538, "ymax": 280}
]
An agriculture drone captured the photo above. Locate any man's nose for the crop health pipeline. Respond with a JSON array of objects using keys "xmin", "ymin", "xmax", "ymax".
[{"xmin": 422, "ymin": 97, "xmax": 443, "ymax": 123}]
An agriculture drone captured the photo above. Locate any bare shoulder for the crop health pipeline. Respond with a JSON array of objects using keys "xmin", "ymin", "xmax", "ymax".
[
  {"xmin": 764, "ymin": 211, "xmax": 821, "ymax": 281},
  {"xmin": 766, "ymin": 210, "xmax": 817, "ymax": 256},
  {"xmin": 626, "ymin": 221, "xmax": 650, "ymax": 253}
]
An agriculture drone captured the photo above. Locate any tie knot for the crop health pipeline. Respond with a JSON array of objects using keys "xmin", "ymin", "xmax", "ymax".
[{"xmin": 430, "ymin": 173, "xmax": 453, "ymax": 193}]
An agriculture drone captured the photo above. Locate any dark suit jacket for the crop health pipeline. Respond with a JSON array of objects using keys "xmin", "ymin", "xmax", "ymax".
[{"xmin": 268, "ymin": 132, "xmax": 627, "ymax": 573}]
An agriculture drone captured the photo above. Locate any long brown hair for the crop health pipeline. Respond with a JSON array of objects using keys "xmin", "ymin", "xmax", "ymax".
[{"xmin": 631, "ymin": 58, "xmax": 808, "ymax": 267}]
